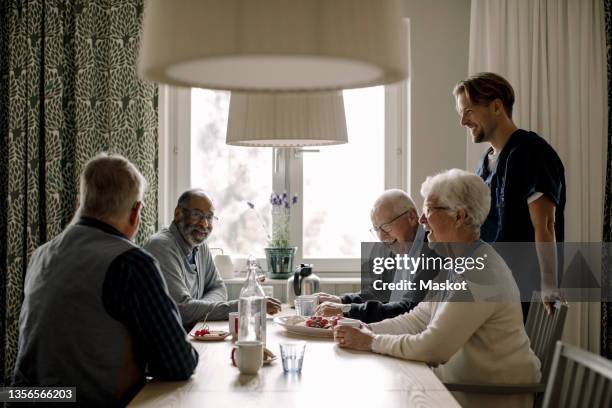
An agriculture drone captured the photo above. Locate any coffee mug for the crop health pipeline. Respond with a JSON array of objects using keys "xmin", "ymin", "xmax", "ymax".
[
  {"xmin": 231, "ymin": 341, "xmax": 264, "ymax": 375},
  {"xmin": 229, "ymin": 312, "xmax": 239, "ymax": 341},
  {"xmin": 337, "ymin": 318, "xmax": 361, "ymax": 328},
  {"xmin": 214, "ymin": 254, "xmax": 234, "ymax": 279}
]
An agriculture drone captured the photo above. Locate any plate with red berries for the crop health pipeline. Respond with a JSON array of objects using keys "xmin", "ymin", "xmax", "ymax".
[
  {"xmin": 189, "ymin": 326, "xmax": 231, "ymax": 341},
  {"xmin": 274, "ymin": 315, "xmax": 344, "ymax": 338}
]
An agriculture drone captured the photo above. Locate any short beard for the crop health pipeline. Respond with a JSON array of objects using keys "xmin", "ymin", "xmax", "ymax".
[
  {"xmin": 472, "ymin": 128, "xmax": 487, "ymax": 143},
  {"xmin": 177, "ymin": 218, "xmax": 209, "ymax": 247}
]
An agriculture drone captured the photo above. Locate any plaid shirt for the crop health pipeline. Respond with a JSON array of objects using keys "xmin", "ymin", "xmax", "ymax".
[{"xmin": 78, "ymin": 218, "xmax": 199, "ymax": 380}]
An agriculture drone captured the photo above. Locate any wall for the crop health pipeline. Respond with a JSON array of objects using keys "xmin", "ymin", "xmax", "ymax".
[{"xmin": 403, "ymin": 0, "xmax": 471, "ymax": 205}]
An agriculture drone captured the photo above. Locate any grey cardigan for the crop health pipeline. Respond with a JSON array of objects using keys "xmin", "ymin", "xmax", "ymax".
[{"xmin": 144, "ymin": 223, "xmax": 238, "ymax": 326}]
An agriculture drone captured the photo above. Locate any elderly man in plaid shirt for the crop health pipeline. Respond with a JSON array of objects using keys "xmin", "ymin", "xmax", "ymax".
[{"xmin": 13, "ymin": 154, "xmax": 198, "ymax": 407}]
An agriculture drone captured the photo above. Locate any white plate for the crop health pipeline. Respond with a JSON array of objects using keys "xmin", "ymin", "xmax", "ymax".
[
  {"xmin": 274, "ymin": 315, "xmax": 333, "ymax": 338},
  {"xmin": 190, "ymin": 330, "xmax": 230, "ymax": 341}
]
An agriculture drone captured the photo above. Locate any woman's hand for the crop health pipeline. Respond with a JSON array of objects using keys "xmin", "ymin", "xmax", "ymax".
[{"xmin": 333, "ymin": 325, "xmax": 375, "ymax": 351}]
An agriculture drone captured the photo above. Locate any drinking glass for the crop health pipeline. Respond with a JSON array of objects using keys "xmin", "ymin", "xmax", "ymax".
[
  {"xmin": 294, "ymin": 296, "xmax": 316, "ymax": 316},
  {"xmin": 279, "ymin": 341, "xmax": 306, "ymax": 373}
]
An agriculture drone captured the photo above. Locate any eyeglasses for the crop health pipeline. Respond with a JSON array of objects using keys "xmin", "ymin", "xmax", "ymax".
[
  {"xmin": 422, "ymin": 205, "xmax": 451, "ymax": 218},
  {"xmin": 370, "ymin": 209, "xmax": 411, "ymax": 235},
  {"xmin": 180, "ymin": 206, "xmax": 218, "ymax": 224}
]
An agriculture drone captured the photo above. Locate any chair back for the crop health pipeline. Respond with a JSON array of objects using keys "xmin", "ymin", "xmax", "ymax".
[
  {"xmin": 543, "ymin": 341, "xmax": 612, "ymax": 407},
  {"xmin": 524, "ymin": 292, "xmax": 568, "ymax": 383}
]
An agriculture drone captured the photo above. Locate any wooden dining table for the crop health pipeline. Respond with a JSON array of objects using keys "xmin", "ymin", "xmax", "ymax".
[{"xmin": 129, "ymin": 307, "xmax": 459, "ymax": 407}]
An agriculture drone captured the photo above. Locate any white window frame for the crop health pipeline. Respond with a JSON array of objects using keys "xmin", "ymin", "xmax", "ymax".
[
  {"xmin": 158, "ymin": 20, "xmax": 411, "ymax": 274},
  {"xmin": 158, "ymin": 82, "xmax": 408, "ymax": 275},
  {"xmin": 157, "ymin": 85, "xmax": 191, "ymax": 228}
]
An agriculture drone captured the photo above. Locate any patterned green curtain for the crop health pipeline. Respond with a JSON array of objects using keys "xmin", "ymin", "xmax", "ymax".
[
  {"xmin": 603, "ymin": 0, "xmax": 612, "ymax": 360},
  {"xmin": 0, "ymin": 0, "xmax": 158, "ymax": 384}
]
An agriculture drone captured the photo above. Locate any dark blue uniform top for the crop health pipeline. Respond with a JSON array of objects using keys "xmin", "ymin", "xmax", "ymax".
[{"xmin": 476, "ymin": 129, "xmax": 566, "ymax": 243}]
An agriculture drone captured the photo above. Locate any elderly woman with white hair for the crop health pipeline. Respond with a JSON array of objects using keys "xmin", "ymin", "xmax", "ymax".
[{"xmin": 333, "ymin": 169, "xmax": 541, "ymax": 408}]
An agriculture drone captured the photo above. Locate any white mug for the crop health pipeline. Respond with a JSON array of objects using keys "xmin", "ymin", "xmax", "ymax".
[
  {"xmin": 214, "ymin": 254, "xmax": 234, "ymax": 279},
  {"xmin": 229, "ymin": 312, "xmax": 239, "ymax": 341},
  {"xmin": 231, "ymin": 341, "xmax": 263, "ymax": 375},
  {"xmin": 337, "ymin": 318, "xmax": 361, "ymax": 328}
]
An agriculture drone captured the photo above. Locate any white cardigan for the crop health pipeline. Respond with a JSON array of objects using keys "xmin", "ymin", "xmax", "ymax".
[{"xmin": 369, "ymin": 243, "xmax": 541, "ymax": 408}]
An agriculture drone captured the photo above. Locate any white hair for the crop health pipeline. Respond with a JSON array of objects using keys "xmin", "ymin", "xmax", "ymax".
[
  {"xmin": 77, "ymin": 153, "xmax": 147, "ymax": 220},
  {"xmin": 420, "ymin": 169, "xmax": 490, "ymax": 232},
  {"xmin": 372, "ymin": 189, "xmax": 416, "ymax": 217}
]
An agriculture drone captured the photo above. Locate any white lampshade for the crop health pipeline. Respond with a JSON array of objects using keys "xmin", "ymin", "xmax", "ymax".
[
  {"xmin": 226, "ymin": 92, "xmax": 348, "ymax": 147},
  {"xmin": 139, "ymin": 0, "xmax": 407, "ymax": 92}
]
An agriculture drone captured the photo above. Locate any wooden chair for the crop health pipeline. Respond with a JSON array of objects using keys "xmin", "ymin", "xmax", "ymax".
[
  {"xmin": 444, "ymin": 293, "xmax": 568, "ymax": 402},
  {"xmin": 543, "ymin": 341, "xmax": 612, "ymax": 407}
]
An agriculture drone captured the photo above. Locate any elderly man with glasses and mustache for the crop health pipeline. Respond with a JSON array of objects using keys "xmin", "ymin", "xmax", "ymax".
[
  {"xmin": 313, "ymin": 189, "xmax": 439, "ymax": 323},
  {"xmin": 145, "ymin": 189, "xmax": 281, "ymax": 328}
]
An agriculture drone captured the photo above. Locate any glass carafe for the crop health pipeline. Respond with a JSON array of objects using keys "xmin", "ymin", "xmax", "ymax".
[{"xmin": 238, "ymin": 257, "xmax": 267, "ymax": 344}]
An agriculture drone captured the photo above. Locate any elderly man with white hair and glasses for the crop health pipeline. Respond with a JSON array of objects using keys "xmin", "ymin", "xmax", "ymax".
[
  {"xmin": 144, "ymin": 189, "xmax": 281, "ymax": 329},
  {"xmin": 313, "ymin": 189, "xmax": 439, "ymax": 323},
  {"xmin": 333, "ymin": 169, "xmax": 541, "ymax": 408},
  {"xmin": 13, "ymin": 154, "xmax": 198, "ymax": 407}
]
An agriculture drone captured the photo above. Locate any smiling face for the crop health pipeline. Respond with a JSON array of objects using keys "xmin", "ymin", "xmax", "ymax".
[
  {"xmin": 455, "ymin": 92, "xmax": 498, "ymax": 144},
  {"xmin": 370, "ymin": 203, "xmax": 418, "ymax": 251},
  {"xmin": 174, "ymin": 194, "xmax": 215, "ymax": 247},
  {"xmin": 418, "ymin": 195, "xmax": 457, "ymax": 244}
]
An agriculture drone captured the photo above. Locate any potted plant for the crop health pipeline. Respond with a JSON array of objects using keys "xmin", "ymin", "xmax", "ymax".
[{"xmin": 248, "ymin": 192, "xmax": 298, "ymax": 279}]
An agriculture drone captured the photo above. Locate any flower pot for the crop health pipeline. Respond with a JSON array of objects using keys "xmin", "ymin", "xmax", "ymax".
[{"xmin": 264, "ymin": 247, "xmax": 297, "ymax": 279}]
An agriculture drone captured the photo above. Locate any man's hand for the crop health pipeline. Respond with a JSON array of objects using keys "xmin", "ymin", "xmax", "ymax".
[
  {"xmin": 541, "ymin": 287, "xmax": 565, "ymax": 316},
  {"xmin": 266, "ymin": 297, "xmax": 282, "ymax": 315},
  {"xmin": 333, "ymin": 325, "xmax": 374, "ymax": 351},
  {"xmin": 315, "ymin": 301, "xmax": 345, "ymax": 317},
  {"xmin": 264, "ymin": 347, "xmax": 276, "ymax": 360},
  {"xmin": 314, "ymin": 292, "xmax": 341, "ymax": 304}
]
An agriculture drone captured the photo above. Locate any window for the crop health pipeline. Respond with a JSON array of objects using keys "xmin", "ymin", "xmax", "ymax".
[
  {"xmin": 190, "ymin": 89, "xmax": 272, "ymax": 257},
  {"xmin": 302, "ymin": 87, "xmax": 385, "ymax": 258},
  {"xmin": 159, "ymin": 82, "xmax": 408, "ymax": 273}
]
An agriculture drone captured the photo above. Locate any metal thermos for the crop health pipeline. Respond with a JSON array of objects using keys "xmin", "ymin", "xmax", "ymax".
[{"xmin": 287, "ymin": 263, "xmax": 320, "ymax": 304}]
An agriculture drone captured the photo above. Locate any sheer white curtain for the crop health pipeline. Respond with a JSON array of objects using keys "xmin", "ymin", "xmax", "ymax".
[{"xmin": 467, "ymin": 0, "xmax": 607, "ymax": 352}]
